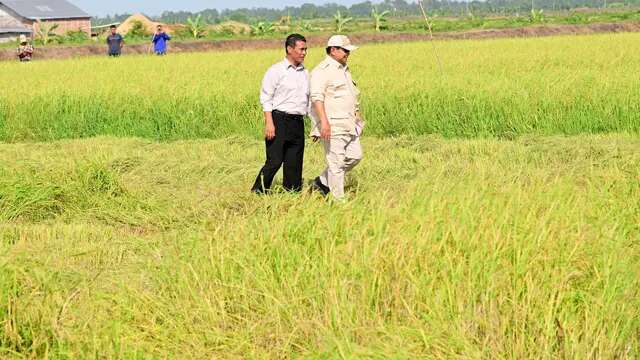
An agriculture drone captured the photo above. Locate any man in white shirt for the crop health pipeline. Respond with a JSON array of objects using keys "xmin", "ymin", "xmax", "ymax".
[{"xmin": 251, "ymin": 34, "xmax": 310, "ymax": 194}]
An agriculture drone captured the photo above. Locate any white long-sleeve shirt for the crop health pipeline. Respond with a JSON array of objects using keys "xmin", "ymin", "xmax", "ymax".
[{"xmin": 260, "ymin": 58, "xmax": 310, "ymax": 116}]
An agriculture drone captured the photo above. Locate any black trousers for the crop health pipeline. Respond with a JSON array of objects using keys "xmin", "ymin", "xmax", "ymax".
[{"xmin": 252, "ymin": 110, "xmax": 305, "ymax": 193}]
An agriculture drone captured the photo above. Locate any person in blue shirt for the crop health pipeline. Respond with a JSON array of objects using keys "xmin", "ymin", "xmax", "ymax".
[
  {"xmin": 106, "ymin": 25, "xmax": 124, "ymax": 57},
  {"xmin": 151, "ymin": 25, "xmax": 171, "ymax": 55}
]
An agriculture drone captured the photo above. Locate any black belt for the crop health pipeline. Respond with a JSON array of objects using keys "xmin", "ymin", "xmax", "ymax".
[{"xmin": 273, "ymin": 109, "xmax": 303, "ymax": 119}]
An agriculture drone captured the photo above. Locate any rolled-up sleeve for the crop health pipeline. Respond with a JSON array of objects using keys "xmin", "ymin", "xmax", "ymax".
[
  {"xmin": 260, "ymin": 66, "xmax": 278, "ymax": 112},
  {"xmin": 310, "ymin": 69, "xmax": 328, "ymax": 103}
]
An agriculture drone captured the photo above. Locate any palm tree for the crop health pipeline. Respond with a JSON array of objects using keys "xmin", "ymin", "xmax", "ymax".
[
  {"xmin": 371, "ymin": 6, "xmax": 390, "ymax": 32},
  {"xmin": 333, "ymin": 10, "xmax": 353, "ymax": 33}
]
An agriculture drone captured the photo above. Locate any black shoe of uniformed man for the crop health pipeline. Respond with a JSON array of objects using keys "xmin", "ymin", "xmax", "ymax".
[{"xmin": 311, "ymin": 177, "xmax": 330, "ymax": 196}]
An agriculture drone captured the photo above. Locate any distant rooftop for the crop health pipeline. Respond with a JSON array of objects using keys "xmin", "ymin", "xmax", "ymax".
[{"xmin": 1, "ymin": 0, "xmax": 90, "ymax": 20}]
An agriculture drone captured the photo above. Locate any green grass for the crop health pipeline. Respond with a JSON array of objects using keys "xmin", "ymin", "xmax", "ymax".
[
  {"xmin": 1, "ymin": 32, "xmax": 639, "ymax": 142},
  {"xmin": 0, "ymin": 134, "xmax": 638, "ymax": 358},
  {"xmin": 1, "ymin": 29, "xmax": 639, "ymax": 358}
]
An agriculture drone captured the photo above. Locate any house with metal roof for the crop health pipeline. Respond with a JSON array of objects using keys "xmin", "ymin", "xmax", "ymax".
[{"xmin": 0, "ymin": 0, "xmax": 91, "ymax": 43}]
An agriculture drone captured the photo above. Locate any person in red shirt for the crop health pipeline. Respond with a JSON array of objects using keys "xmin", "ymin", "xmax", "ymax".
[{"xmin": 16, "ymin": 35, "xmax": 34, "ymax": 62}]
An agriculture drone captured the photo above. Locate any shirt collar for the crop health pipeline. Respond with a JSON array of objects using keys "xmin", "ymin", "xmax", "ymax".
[{"xmin": 283, "ymin": 58, "xmax": 305, "ymax": 71}]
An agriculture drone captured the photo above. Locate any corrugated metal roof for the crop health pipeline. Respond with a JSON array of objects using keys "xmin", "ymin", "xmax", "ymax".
[
  {"xmin": 0, "ymin": 8, "xmax": 27, "ymax": 26},
  {"xmin": 0, "ymin": 27, "xmax": 31, "ymax": 33},
  {"xmin": 1, "ymin": 0, "xmax": 89, "ymax": 20}
]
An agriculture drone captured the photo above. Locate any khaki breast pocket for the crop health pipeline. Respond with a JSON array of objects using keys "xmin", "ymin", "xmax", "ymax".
[{"xmin": 330, "ymin": 81, "xmax": 350, "ymax": 98}]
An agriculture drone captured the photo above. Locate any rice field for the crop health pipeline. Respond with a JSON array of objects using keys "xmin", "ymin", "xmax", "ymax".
[
  {"xmin": 0, "ymin": 33, "xmax": 639, "ymax": 142},
  {"xmin": 0, "ymin": 33, "xmax": 639, "ymax": 359}
]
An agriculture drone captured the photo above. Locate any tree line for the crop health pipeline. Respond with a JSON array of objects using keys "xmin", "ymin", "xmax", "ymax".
[{"xmin": 93, "ymin": 0, "xmax": 631, "ymax": 26}]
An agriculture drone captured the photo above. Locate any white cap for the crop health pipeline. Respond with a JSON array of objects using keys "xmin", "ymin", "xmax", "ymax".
[
  {"xmin": 327, "ymin": 35, "xmax": 358, "ymax": 51},
  {"xmin": 19, "ymin": 34, "xmax": 27, "ymax": 43}
]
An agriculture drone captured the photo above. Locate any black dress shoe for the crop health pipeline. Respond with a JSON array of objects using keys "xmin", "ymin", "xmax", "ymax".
[{"xmin": 311, "ymin": 177, "xmax": 330, "ymax": 196}]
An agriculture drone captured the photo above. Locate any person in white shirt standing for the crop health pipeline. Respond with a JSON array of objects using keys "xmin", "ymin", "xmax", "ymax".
[{"xmin": 251, "ymin": 34, "xmax": 310, "ymax": 194}]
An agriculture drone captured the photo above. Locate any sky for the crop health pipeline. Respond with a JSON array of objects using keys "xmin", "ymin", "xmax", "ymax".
[{"xmin": 70, "ymin": 0, "xmax": 367, "ymax": 17}]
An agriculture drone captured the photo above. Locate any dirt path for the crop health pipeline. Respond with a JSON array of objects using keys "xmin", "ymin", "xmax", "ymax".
[{"xmin": 2, "ymin": 22, "xmax": 638, "ymax": 62}]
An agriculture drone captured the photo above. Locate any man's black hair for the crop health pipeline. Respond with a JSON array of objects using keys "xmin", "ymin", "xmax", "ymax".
[
  {"xmin": 110, "ymin": 24, "xmax": 117, "ymax": 29},
  {"xmin": 285, "ymin": 33, "xmax": 306, "ymax": 54}
]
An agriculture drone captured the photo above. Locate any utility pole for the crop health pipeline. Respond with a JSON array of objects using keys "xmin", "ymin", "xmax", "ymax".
[{"xmin": 417, "ymin": 0, "xmax": 444, "ymax": 75}]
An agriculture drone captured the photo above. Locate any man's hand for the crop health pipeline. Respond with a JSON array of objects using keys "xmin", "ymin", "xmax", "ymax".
[
  {"xmin": 320, "ymin": 122, "xmax": 331, "ymax": 140},
  {"xmin": 313, "ymin": 101, "xmax": 331, "ymax": 141},
  {"xmin": 263, "ymin": 111, "xmax": 276, "ymax": 140},
  {"xmin": 265, "ymin": 122, "xmax": 276, "ymax": 140}
]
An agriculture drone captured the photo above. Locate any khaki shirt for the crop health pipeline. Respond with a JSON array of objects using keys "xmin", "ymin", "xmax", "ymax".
[{"xmin": 309, "ymin": 56, "xmax": 361, "ymax": 136}]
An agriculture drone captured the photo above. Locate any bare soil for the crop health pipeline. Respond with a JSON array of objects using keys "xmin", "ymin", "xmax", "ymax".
[{"xmin": 2, "ymin": 22, "xmax": 639, "ymax": 62}]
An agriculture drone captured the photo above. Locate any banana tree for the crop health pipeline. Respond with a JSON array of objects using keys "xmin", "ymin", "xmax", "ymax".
[
  {"xmin": 529, "ymin": 9, "xmax": 545, "ymax": 23},
  {"xmin": 334, "ymin": 10, "xmax": 353, "ymax": 33},
  {"xmin": 35, "ymin": 20, "xmax": 59, "ymax": 45},
  {"xmin": 297, "ymin": 19, "xmax": 315, "ymax": 32},
  {"xmin": 186, "ymin": 14, "xmax": 207, "ymax": 39},
  {"xmin": 250, "ymin": 22, "xmax": 275, "ymax": 36},
  {"xmin": 371, "ymin": 6, "xmax": 390, "ymax": 32}
]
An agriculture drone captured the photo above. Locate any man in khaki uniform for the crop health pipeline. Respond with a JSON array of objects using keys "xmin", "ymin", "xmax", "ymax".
[{"xmin": 309, "ymin": 35, "xmax": 364, "ymax": 200}]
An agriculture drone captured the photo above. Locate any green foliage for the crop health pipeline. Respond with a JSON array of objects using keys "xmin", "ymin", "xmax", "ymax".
[
  {"xmin": 126, "ymin": 20, "xmax": 151, "ymax": 39},
  {"xmin": 530, "ymin": 9, "xmax": 546, "ymax": 23},
  {"xmin": 0, "ymin": 25, "xmax": 639, "ymax": 359},
  {"xmin": 35, "ymin": 20, "xmax": 59, "ymax": 45},
  {"xmin": 186, "ymin": 14, "xmax": 207, "ymax": 39},
  {"xmin": 564, "ymin": 11, "xmax": 590, "ymax": 24},
  {"xmin": 63, "ymin": 30, "xmax": 89, "ymax": 44},
  {"xmin": 250, "ymin": 21, "xmax": 275, "ymax": 36},
  {"xmin": 0, "ymin": 134, "xmax": 638, "ymax": 357},
  {"xmin": 0, "ymin": 161, "xmax": 127, "ymax": 221},
  {"xmin": 465, "ymin": 11, "xmax": 486, "ymax": 28},
  {"xmin": 334, "ymin": 10, "xmax": 353, "ymax": 32},
  {"xmin": 371, "ymin": 6, "xmax": 390, "ymax": 32},
  {"xmin": 0, "ymin": 33, "xmax": 639, "ymax": 141},
  {"xmin": 296, "ymin": 19, "xmax": 317, "ymax": 32},
  {"xmin": 213, "ymin": 25, "xmax": 240, "ymax": 37},
  {"xmin": 229, "ymin": 12, "xmax": 250, "ymax": 23},
  {"xmin": 0, "ymin": 171, "xmax": 67, "ymax": 221}
]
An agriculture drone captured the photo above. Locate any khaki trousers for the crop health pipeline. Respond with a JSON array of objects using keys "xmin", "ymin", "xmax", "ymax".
[{"xmin": 319, "ymin": 134, "xmax": 363, "ymax": 199}]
